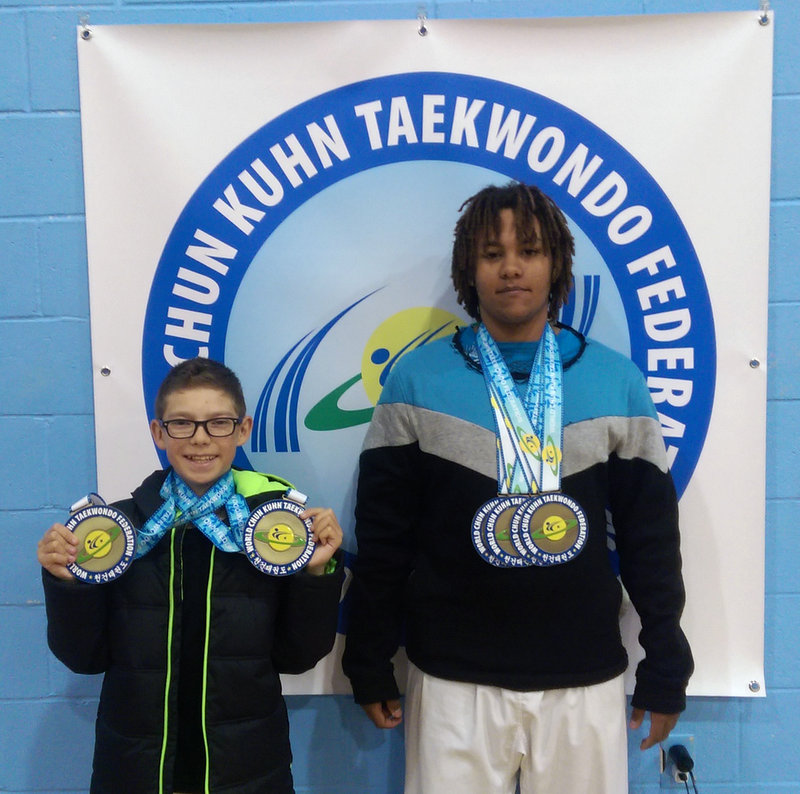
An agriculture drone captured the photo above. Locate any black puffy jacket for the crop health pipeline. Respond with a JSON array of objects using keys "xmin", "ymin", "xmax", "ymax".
[{"xmin": 43, "ymin": 469, "xmax": 343, "ymax": 794}]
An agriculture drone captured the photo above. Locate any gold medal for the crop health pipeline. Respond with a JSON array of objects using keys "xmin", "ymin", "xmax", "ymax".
[
  {"xmin": 65, "ymin": 505, "xmax": 136, "ymax": 583},
  {"xmin": 243, "ymin": 499, "xmax": 315, "ymax": 575},
  {"xmin": 471, "ymin": 496, "xmax": 532, "ymax": 568},
  {"xmin": 509, "ymin": 493, "xmax": 588, "ymax": 566}
]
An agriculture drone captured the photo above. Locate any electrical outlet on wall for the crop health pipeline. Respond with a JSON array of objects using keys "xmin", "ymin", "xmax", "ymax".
[{"xmin": 659, "ymin": 734, "xmax": 696, "ymax": 789}]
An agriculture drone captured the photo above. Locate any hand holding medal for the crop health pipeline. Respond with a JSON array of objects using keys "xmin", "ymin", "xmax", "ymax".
[
  {"xmin": 38, "ymin": 487, "xmax": 342, "ymax": 582},
  {"xmin": 301, "ymin": 506, "xmax": 344, "ymax": 575},
  {"xmin": 37, "ymin": 494, "xmax": 136, "ymax": 584},
  {"xmin": 37, "ymin": 522, "xmax": 80, "ymax": 581},
  {"xmin": 243, "ymin": 490, "xmax": 343, "ymax": 576}
]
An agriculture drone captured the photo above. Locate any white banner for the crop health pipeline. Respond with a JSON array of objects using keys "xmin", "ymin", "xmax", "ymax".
[{"xmin": 77, "ymin": 12, "xmax": 772, "ymax": 696}]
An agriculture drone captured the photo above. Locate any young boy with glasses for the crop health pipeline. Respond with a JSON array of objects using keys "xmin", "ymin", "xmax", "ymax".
[{"xmin": 37, "ymin": 357, "xmax": 344, "ymax": 794}]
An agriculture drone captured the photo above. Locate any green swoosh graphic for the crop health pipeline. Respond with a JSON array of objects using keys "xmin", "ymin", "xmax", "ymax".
[
  {"xmin": 254, "ymin": 532, "xmax": 306, "ymax": 548},
  {"xmin": 304, "ymin": 373, "xmax": 374, "ymax": 431},
  {"xmin": 497, "ymin": 519, "xmax": 578, "ymax": 545},
  {"xmin": 530, "ymin": 518, "xmax": 578, "ymax": 540}
]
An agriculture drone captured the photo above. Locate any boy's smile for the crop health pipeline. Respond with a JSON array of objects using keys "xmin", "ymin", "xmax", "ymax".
[
  {"xmin": 473, "ymin": 208, "xmax": 553, "ymax": 342},
  {"xmin": 150, "ymin": 386, "xmax": 253, "ymax": 496}
]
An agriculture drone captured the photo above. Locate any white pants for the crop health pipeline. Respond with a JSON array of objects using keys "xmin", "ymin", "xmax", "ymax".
[{"xmin": 404, "ymin": 664, "xmax": 628, "ymax": 794}]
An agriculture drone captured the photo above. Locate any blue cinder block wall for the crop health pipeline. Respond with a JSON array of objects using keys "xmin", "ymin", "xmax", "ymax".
[{"xmin": 1, "ymin": 0, "xmax": 797, "ymax": 791}]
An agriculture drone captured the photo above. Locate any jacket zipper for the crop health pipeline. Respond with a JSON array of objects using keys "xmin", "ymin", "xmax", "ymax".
[
  {"xmin": 201, "ymin": 546, "xmax": 215, "ymax": 793},
  {"xmin": 157, "ymin": 528, "xmax": 178, "ymax": 794}
]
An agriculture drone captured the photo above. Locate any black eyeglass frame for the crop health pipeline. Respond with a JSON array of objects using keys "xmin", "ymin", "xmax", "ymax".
[{"xmin": 159, "ymin": 417, "xmax": 243, "ymax": 439}]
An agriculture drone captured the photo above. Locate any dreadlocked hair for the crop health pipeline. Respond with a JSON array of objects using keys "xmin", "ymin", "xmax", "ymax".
[{"xmin": 451, "ymin": 182, "xmax": 575, "ymax": 322}]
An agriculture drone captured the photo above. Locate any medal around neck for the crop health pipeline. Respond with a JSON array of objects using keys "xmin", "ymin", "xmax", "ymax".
[
  {"xmin": 473, "ymin": 323, "xmax": 587, "ymax": 567},
  {"xmin": 243, "ymin": 497, "xmax": 315, "ymax": 576},
  {"xmin": 65, "ymin": 497, "xmax": 136, "ymax": 583},
  {"xmin": 509, "ymin": 492, "xmax": 588, "ymax": 566},
  {"xmin": 472, "ymin": 496, "xmax": 534, "ymax": 568}
]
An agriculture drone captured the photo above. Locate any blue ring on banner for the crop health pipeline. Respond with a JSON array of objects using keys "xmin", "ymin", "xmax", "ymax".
[{"xmin": 142, "ymin": 72, "xmax": 716, "ymax": 497}]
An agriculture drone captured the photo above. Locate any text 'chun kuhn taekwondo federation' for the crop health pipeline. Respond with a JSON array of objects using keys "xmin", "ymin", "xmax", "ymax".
[{"xmin": 142, "ymin": 72, "xmax": 716, "ymax": 505}]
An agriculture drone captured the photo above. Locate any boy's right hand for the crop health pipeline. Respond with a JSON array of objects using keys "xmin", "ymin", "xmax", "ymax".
[{"xmin": 37, "ymin": 523, "xmax": 79, "ymax": 581}]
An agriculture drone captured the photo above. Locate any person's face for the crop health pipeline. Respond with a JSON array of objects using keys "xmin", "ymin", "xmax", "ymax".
[
  {"xmin": 150, "ymin": 386, "xmax": 253, "ymax": 496},
  {"xmin": 473, "ymin": 208, "xmax": 553, "ymax": 342}
]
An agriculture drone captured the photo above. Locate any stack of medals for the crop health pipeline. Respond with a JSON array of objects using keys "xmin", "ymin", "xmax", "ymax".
[
  {"xmin": 65, "ymin": 494, "xmax": 137, "ymax": 583},
  {"xmin": 471, "ymin": 323, "xmax": 588, "ymax": 568}
]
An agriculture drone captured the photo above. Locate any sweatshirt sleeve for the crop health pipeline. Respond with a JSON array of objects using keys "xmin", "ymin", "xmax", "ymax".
[
  {"xmin": 41, "ymin": 569, "xmax": 111, "ymax": 674},
  {"xmin": 271, "ymin": 557, "xmax": 344, "ymax": 674},
  {"xmin": 342, "ymin": 397, "xmax": 422, "ymax": 705},
  {"xmin": 609, "ymin": 375, "xmax": 694, "ymax": 714}
]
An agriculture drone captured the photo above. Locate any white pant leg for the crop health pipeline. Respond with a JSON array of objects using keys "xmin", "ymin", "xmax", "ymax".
[
  {"xmin": 404, "ymin": 663, "xmax": 522, "ymax": 794},
  {"xmin": 404, "ymin": 664, "xmax": 628, "ymax": 794},
  {"xmin": 519, "ymin": 674, "xmax": 628, "ymax": 794}
]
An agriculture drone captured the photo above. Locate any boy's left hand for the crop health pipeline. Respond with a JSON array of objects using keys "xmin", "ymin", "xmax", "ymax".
[
  {"xmin": 301, "ymin": 507, "xmax": 343, "ymax": 575},
  {"xmin": 630, "ymin": 707, "xmax": 680, "ymax": 750}
]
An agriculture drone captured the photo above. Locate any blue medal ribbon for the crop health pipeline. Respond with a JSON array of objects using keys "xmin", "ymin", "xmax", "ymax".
[
  {"xmin": 475, "ymin": 323, "xmax": 564, "ymax": 495},
  {"xmin": 136, "ymin": 470, "xmax": 251, "ymax": 558}
]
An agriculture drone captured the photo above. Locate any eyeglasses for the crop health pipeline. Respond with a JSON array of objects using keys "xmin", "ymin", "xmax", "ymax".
[{"xmin": 159, "ymin": 418, "xmax": 242, "ymax": 439}]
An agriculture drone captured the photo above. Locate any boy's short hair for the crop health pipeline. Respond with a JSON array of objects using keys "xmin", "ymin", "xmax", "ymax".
[
  {"xmin": 451, "ymin": 182, "xmax": 575, "ymax": 322},
  {"xmin": 154, "ymin": 357, "xmax": 246, "ymax": 419}
]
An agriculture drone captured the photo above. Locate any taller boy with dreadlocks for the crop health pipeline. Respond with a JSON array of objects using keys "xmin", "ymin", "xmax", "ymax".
[
  {"xmin": 38, "ymin": 357, "xmax": 344, "ymax": 794},
  {"xmin": 343, "ymin": 182, "xmax": 693, "ymax": 793}
]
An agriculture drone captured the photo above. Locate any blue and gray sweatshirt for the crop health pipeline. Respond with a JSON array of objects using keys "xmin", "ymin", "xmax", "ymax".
[{"xmin": 343, "ymin": 324, "xmax": 693, "ymax": 715}]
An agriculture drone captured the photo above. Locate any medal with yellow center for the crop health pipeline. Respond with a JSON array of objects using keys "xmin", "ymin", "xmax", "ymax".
[
  {"xmin": 471, "ymin": 495, "xmax": 532, "ymax": 568},
  {"xmin": 509, "ymin": 492, "xmax": 588, "ymax": 566},
  {"xmin": 243, "ymin": 498, "xmax": 315, "ymax": 575},
  {"xmin": 65, "ymin": 504, "xmax": 136, "ymax": 583}
]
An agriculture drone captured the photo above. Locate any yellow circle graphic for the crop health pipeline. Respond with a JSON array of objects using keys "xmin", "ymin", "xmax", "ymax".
[
  {"xmin": 84, "ymin": 529, "xmax": 113, "ymax": 559},
  {"xmin": 541, "ymin": 515, "xmax": 568, "ymax": 542},
  {"xmin": 361, "ymin": 307, "xmax": 463, "ymax": 406},
  {"xmin": 521, "ymin": 433, "xmax": 541, "ymax": 455},
  {"xmin": 266, "ymin": 523, "xmax": 295, "ymax": 552},
  {"xmin": 542, "ymin": 443, "xmax": 562, "ymax": 467},
  {"xmin": 252, "ymin": 510, "xmax": 309, "ymax": 565}
]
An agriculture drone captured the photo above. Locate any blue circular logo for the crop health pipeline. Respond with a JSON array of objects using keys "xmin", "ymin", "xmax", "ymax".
[{"xmin": 143, "ymin": 72, "xmax": 715, "ymax": 497}]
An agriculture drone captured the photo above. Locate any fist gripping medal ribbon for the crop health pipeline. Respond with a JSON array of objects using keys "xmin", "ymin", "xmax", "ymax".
[
  {"xmin": 65, "ymin": 494, "xmax": 136, "ymax": 583},
  {"xmin": 470, "ymin": 323, "xmax": 587, "ymax": 568},
  {"xmin": 243, "ymin": 490, "xmax": 315, "ymax": 576}
]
